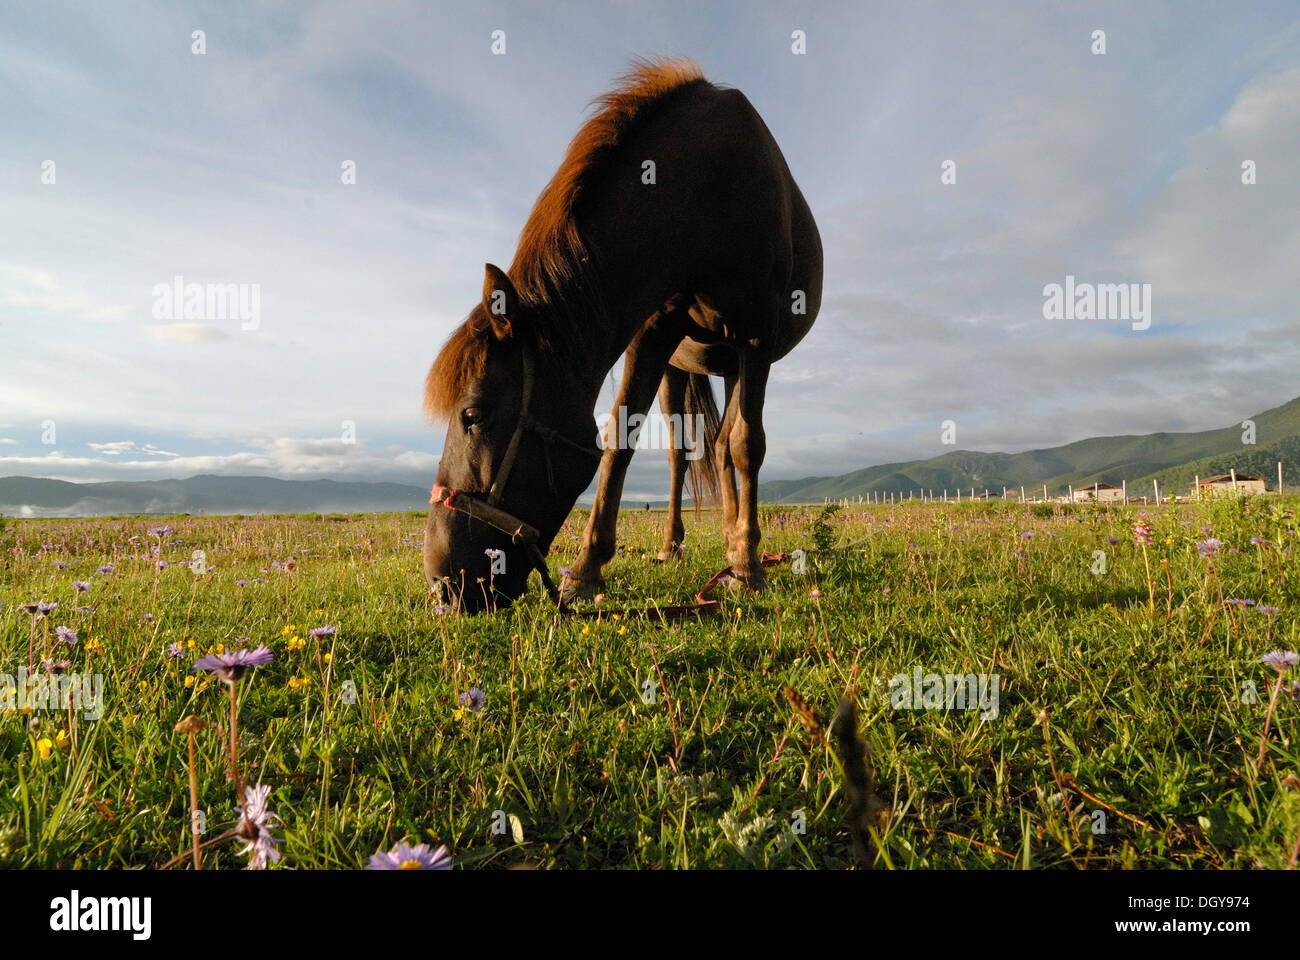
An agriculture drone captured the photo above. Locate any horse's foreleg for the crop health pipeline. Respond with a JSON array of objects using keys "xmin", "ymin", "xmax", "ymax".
[
  {"xmin": 561, "ymin": 314, "xmax": 684, "ymax": 602},
  {"xmin": 725, "ymin": 349, "xmax": 771, "ymax": 589},
  {"xmin": 655, "ymin": 366, "xmax": 688, "ymax": 561}
]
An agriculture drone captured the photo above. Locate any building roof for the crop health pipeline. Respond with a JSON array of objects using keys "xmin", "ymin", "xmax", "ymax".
[{"xmin": 1199, "ymin": 473, "xmax": 1263, "ymax": 485}]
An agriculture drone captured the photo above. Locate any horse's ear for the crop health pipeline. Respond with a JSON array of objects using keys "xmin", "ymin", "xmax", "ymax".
[{"xmin": 481, "ymin": 264, "xmax": 520, "ymax": 340}]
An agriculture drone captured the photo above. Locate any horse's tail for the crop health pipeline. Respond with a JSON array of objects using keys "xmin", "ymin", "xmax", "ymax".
[{"xmin": 683, "ymin": 372, "xmax": 721, "ymax": 514}]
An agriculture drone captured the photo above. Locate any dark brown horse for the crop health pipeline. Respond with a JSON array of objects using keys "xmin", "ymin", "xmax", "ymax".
[{"xmin": 422, "ymin": 58, "xmax": 821, "ymax": 612}]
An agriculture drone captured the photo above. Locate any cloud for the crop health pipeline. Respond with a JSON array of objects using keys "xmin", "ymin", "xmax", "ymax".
[
  {"xmin": 145, "ymin": 323, "xmax": 231, "ymax": 344},
  {"xmin": 1122, "ymin": 65, "xmax": 1300, "ymax": 322},
  {"xmin": 87, "ymin": 441, "xmax": 135, "ymax": 455},
  {"xmin": 0, "ymin": 435, "xmax": 440, "ymax": 486}
]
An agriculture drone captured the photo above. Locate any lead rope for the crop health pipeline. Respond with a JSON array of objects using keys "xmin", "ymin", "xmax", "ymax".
[{"xmin": 433, "ymin": 482, "xmax": 791, "ymax": 617}]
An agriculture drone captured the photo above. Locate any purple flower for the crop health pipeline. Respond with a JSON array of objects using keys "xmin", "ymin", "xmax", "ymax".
[
  {"xmin": 72, "ymin": 580, "xmax": 90, "ymax": 593},
  {"xmin": 156, "ymin": 560, "xmax": 169, "ymax": 570},
  {"xmin": 235, "ymin": 579, "xmax": 248, "ymax": 588},
  {"xmin": 237, "ymin": 783, "xmax": 282, "ymax": 870},
  {"xmin": 194, "ymin": 644, "xmax": 273, "ymax": 682},
  {"xmin": 166, "ymin": 643, "xmax": 185, "ymax": 660},
  {"xmin": 809, "ymin": 587, "xmax": 824, "ymax": 599},
  {"xmin": 366, "ymin": 841, "xmax": 452, "ymax": 870},
  {"xmin": 55, "ymin": 626, "xmax": 78, "ymax": 646},
  {"xmin": 53, "ymin": 561, "xmax": 70, "ymax": 570},
  {"xmin": 97, "ymin": 564, "xmax": 114, "ymax": 575},
  {"xmin": 308, "ymin": 625, "xmax": 337, "ymax": 637},
  {"xmin": 1106, "ymin": 537, "xmax": 1120, "ymax": 545},
  {"xmin": 1133, "ymin": 523, "xmax": 1152, "ymax": 547},
  {"xmin": 1196, "ymin": 538, "xmax": 1221, "ymax": 558},
  {"xmin": 1260, "ymin": 650, "xmax": 1298, "ymax": 670},
  {"xmin": 37, "ymin": 601, "xmax": 58, "ymax": 616},
  {"xmin": 459, "ymin": 688, "xmax": 486, "ymax": 712},
  {"xmin": 42, "ymin": 658, "xmax": 71, "ymax": 675},
  {"xmin": 1257, "ymin": 605, "xmax": 1280, "ymax": 616},
  {"xmin": 1251, "ymin": 537, "xmax": 1268, "ymax": 546},
  {"xmin": 147, "ymin": 526, "xmax": 175, "ymax": 537}
]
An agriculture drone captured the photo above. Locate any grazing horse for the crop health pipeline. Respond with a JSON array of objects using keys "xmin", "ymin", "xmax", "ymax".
[{"xmin": 422, "ymin": 58, "xmax": 821, "ymax": 612}]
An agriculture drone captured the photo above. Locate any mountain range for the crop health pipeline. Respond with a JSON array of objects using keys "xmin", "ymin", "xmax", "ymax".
[
  {"xmin": 3, "ymin": 395, "xmax": 1298, "ymax": 516},
  {"xmin": 0, "ymin": 475, "xmax": 430, "ymax": 518},
  {"xmin": 756, "ymin": 395, "xmax": 1300, "ymax": 502}
]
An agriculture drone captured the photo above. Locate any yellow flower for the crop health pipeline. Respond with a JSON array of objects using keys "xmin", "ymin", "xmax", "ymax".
[
  {"xmin": 137, "ymin": 679, "xmax": 149, "ymax": 692},
  {"xmin": 453, "ymin": 705, "xmax": 466, "ymax": 721},
  {"xmin": 1164, "ymin": 537, "xmax": 1172, "ymax": 545},
  {"xmin": 612, "ymin": 613, "xmax": 622, "ymax": 622},
  {"xmin": 288, "ymin": 676, "xmax": 310, "ymax": 691},
  {"xmin": 313, "ymin": 609, "xmax": 324, "ymax": 615},
  {"xmin": 84, "ymin": 638, "xmax": 103, "ymax": 655},
  {"xmin": 56, "ymin": 729, "xmax": 70, "ymax": 749},
  {"xmin": 37, "ymin": 738, "xmax": 53, "ymax": 760},
  {"xmin": 581, "ymin": 625, "xmax": 591, "ymax": 636},
  {"xmin": 123, "ymin": 714, "xmax": 139, "ymax": 726},
  {"xmin": 618, "ymin": 625, "xmax": 627, "ymax": 636},
  {"xmin": 323, "ymin": 653, "xmax": 332, "ymax": 663}
]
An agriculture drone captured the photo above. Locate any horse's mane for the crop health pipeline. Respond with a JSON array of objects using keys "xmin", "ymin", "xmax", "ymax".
[{"xmin": 425, "ymin": 57, "xmax": 707, "ymax": 422}]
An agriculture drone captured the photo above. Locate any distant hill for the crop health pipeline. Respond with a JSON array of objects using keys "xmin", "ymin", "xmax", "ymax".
[
  {"xmin": 0, "ymin": 475, "xmax": 430, "ymax": 518},
  {"xmin": 758, "ymin": 395, "xmax": 1300, "ymax": 502}
]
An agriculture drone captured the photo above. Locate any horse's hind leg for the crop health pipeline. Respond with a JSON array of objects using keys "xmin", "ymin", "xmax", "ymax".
[
  {"xmin": 723, "ymin": 348, "xmax": 771, "ymax": 589},
  {"xmin": 714, "ymin": 370, "xmax": 741, "ymax": 563},
  {"xmin": 654, "ymin": 366, "xmax": 688, "ymax": 562}
]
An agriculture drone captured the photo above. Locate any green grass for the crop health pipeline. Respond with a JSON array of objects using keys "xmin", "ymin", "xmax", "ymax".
[{"xmin": 1, "ymin": 496, "xmax": 1298, "ymax": 869}]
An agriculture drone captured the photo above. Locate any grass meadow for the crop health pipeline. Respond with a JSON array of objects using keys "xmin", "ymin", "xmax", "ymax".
[{"xmin": 1, "ymin": 496, "xmax": 1298, "ymax": 870}]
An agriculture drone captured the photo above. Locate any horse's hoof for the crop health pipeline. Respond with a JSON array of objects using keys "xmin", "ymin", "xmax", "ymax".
[
  {"xmin": 725, "ymin": 569, "xmax": 767, "ymax": 594},
  {"xmin": 652, "ymin": 547, "xmax": 683, "ymax": 563},
  {"xmin": 559, "ymin": 574, "xmax": 604, "ymax": 603}
]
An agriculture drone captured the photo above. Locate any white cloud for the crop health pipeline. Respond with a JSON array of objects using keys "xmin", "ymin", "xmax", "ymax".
[
  {"xmin": 87, "ymin": 440, "xmax": 135, "ymax": 455},
  {"xmin": 146, "ymin": 323, "xmax": 231, "ymax": 344},
  {"xmin": 0, "ymin": 436, "xmax": 439, "ymax": 486}
]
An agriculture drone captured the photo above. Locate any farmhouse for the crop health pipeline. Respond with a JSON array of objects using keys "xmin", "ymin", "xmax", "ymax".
[
  {"xmin": 1198, "ymin": 473, "xmax": 1266, "ymax": 496},
  {"xmin": 1070, "ymin": 482, "xmax": 1124, "ymax": 503}
]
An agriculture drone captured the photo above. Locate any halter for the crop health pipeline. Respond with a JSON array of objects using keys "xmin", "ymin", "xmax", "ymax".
[{"xmin": 429, "ymin": 340, "xmax": 602, "ymax": 605}]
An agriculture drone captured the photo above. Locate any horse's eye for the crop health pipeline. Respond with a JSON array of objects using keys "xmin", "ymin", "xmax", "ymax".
[{"xmin": 461, "ymin": 407, "xmax": 483, "ymax": 430}]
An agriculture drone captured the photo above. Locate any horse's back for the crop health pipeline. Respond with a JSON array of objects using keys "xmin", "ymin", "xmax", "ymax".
[{"xmin": 653, "ymin": 83, "xmax": 822, "ymax": 361}]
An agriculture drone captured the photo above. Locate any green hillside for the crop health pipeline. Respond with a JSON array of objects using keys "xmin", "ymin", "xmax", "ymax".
[{"xmin": 760, "ymin": 395, "xmax": 1300, "ymax": 501}]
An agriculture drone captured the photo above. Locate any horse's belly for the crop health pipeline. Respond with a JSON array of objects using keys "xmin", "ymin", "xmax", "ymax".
[{"xmin": 669, "ymin": 338, "xmax": 738, "ymax": 376}]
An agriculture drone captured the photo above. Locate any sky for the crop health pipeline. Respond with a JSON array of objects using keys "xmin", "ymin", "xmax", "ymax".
[{"xmin": 2, "ymin": 0, "xmax": 1298, "ymax": 501}]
